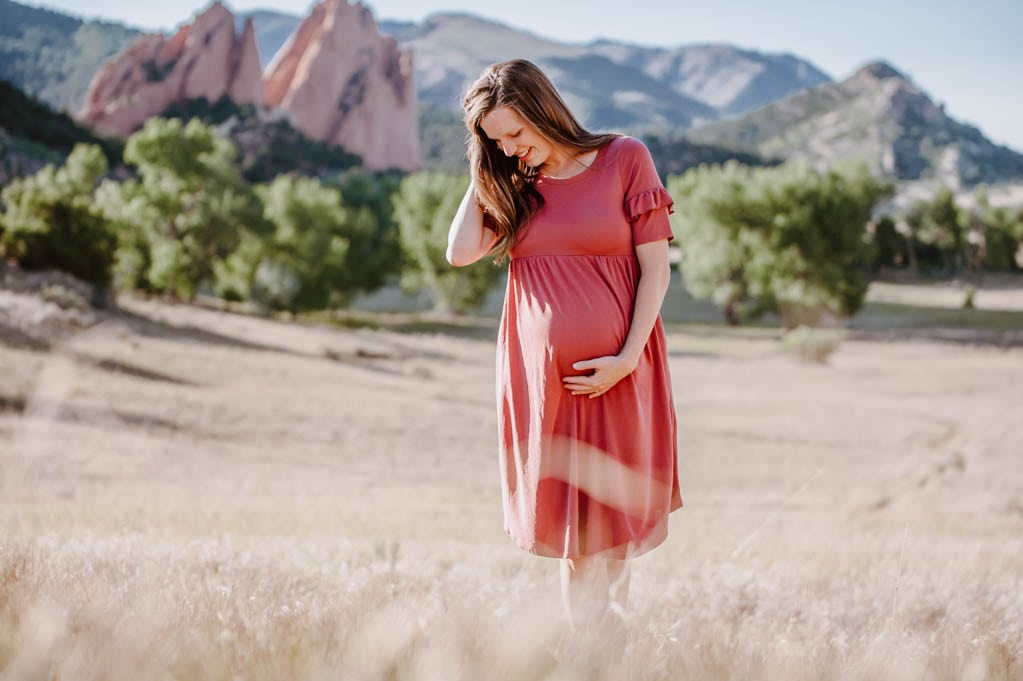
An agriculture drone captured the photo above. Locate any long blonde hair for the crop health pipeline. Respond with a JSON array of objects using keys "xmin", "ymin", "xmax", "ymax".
[{"xmin": 462, "ymin": 59, "xmax": 619, "ymax": 260}]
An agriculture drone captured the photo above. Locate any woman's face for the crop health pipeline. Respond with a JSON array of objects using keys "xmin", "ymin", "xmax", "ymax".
[{"xmin": 479, "ymin": 106, "xmax": 554, "ymax": 169}]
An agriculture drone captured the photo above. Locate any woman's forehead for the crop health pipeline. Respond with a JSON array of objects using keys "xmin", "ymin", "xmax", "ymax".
[{"xmin": 481, "ymin": 106, "xmax": 525, "ymax": 139}]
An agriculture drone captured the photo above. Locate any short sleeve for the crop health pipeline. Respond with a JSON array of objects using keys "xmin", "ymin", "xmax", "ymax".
[{"xmin": 619, "ymin": 137, "xmax": 675, "ymax": 247}]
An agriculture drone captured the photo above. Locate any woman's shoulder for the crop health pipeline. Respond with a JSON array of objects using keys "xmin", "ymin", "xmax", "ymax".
[
  {"xmin": 613, "ymin": 135, "xmax": 652, "ymax": 157},
  {"xmin": 604, "ymin": 135, "xmax": 653, "ymax": 167},
  {"xmin": 602, "ymin": 135, "xmax": 656, "ymax": 179}
]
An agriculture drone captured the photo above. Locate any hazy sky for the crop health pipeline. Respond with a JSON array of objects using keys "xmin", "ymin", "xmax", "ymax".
[{"xmin": 28, "ymin": 0, "xmax": 1023, "ymax": 151}]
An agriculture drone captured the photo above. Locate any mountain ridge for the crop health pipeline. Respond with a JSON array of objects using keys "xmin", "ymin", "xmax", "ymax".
[
  {"xmin": 2, "ymin": 0, "xmax": 1021, "ymax": 186},
  {"xmin": 688, "ymin": 60, "xmax": 1023, "ymax": 187},
  {"xmin": 235, "ymin": 8, "xmax": 830, "ymax": 128}
]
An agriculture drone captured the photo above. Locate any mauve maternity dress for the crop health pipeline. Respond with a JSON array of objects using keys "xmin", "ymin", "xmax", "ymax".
[{"xmin": 492, "ymin": 135, "xmax": 683, "ymax": 560}]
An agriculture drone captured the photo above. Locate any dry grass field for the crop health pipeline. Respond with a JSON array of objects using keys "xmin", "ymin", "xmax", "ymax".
[{"xmin": 1, "ymin": 282, "xmax": 1022, "ymax": 680}]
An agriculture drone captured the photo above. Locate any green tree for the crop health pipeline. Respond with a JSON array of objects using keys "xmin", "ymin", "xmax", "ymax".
[
  {"xmin": 97, "ymin": 117, "xmax": 267, "ymax": 299},
  {"xmin": 668, "ymin": 161, "xmax": 892, "ymax": 327},
  {"xmin": 968, "ymin": 191, "xmax": 1023, "ymax": 273},
  {"xmin": 870, "ymin": 216, "xmax": 910, "ymax": 270},
  {"xmin": 0, "ymin": 143, "xmax": 117, "ymax": 291},
  {"xmin": 904, "ymin": 186, "xmax": 964, "ymax": 275},
  {"xmin": 332, "ymin": 169, "xmax": 403, "ymax": 295},
  {"xmin": 393, "ymin": 172, "xmax": 503, "ymax": 313},
  {"xmin": 250, "ymin": 174, "xmax": 382, "ymax": 311}
]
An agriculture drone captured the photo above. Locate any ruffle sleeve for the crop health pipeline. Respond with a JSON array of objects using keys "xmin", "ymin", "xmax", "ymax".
[
  {"xmin": 625, "ymin": 186, "xmax": 675, "ymax": 222},
  {"xmin": 619, "ymin": 137, "xmax": 676, "ymax": 246}
]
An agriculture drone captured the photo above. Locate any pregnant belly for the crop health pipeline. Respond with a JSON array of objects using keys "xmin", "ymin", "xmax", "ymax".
[
  {"xmin": 510, "ymin": 256, "xmax": 637, "ymax": 376},
  {"xmin": 549, "ymin": 294, "xmax": 629, "ymax": 375}
]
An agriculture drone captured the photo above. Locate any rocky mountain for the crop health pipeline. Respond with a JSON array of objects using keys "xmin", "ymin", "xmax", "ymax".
[
  {"xmin": 688, "ymin": 62, "xmax": 1023, "ymax": 187},
  {"xmin": 244, "ymin": 10, "xmax": 826, "ymax": 130},
  {"xmin": 585, "ymin": 41, "xmax": 830, "ymax": 117},
  {"xmin": 235, "ymin": 10, "xmax": 299, "ymax": 69},
  {"xmin": 237, "ymin": 10, "xmax": 417, "ymax": 69},
  {"xmin": 405, "ymin": 13, "xmax": 714, "ymax": 128},
  {"xmin": 234, "ymin": 9, "xmax": 419, "ymax": 69},
  {"xmin": 78, "ymin": 2, "xmax": 264, "ymax": 137},
  {"xmin": 71, "ymin": 0, "xmax": 419, "ymax": 172},
  {"xmin": 264, "ymin": 0, "xmax": 419, "ymax": 171}
]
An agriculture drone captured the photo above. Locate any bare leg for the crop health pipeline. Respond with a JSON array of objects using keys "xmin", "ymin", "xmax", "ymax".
[
  {"xmin": 561, "ymin": 556, "xmax": 603, "ymax": 623},
  {"xmin": 560, "ymin": 557, "xmax": 631, "ymax": 623},
  {"xmin": 606, "ymin": 558, "xmax": 631, "ymax": 613}
]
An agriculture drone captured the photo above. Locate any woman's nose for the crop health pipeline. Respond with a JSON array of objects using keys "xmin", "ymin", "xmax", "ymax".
[{"xmin": 500, "ymin": 141, "xmax": 515, "ymax": 157}]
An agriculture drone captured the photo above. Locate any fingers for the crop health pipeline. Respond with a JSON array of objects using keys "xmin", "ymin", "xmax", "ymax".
[
  {"xmin": 562, "ymin": 373, "xmax": 596, "ymax": 395},
  {"xmin": 574, "ymin": 385, "xmax": 610, "ymax": 398},
  {"xmin": 562, "ymin": 374, "xmax": 600, "ymax": 393},
  {"xmin": 563, "ymin": 374, "xmax": 615, "ymax": 397},
  {"xmin": 564, "ymin": 355, "xmax": 624, "ymax": 397}
]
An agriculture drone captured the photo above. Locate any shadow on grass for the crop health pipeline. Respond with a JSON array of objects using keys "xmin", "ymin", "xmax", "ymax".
[
  {"xmin": 849, "ymin": 302, "xmax": 1023, "ymax": 347},
  {"xmin": 303, "ymin": 310, "xmax": 501, "ymax": 342},
  {"xmin": 0, "ymin": 322, "xmax": 52, "ymax": 352},
  {"xmin": 853, "ymin": 301, "xmax": 1023, "ymax": 330},
  {"xmin": 0, "ymin": 393, "xmax": 185, "ymax": 432},
  {"xmin": 116, "ymin": 307, "xmax": 317, "ymax": 357},
  {"xmin": 66, "ymin": 350, "xmax": 201, "ymax": 386}
]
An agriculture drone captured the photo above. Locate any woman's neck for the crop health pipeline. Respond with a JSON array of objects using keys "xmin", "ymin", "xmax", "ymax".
[{"xmin": 540, "ymin": 147, "xmax": 597, "ymax": 179}]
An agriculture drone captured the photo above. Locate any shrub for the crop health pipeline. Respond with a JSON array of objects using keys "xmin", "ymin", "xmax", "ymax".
[
  {"xmin": 393, "ymin": 171, "xmax": 503, "ymax": 314},
  {"xmin": 781, "ymin": 325, "xmax": 842, "ymax": 364},
  {"xmin": 668, "ymin": 161, "xmax": 892, "ymax": 327},
  {"xmin": 0, "ymin": 143, "xmax": 116, "ymax": 289}
]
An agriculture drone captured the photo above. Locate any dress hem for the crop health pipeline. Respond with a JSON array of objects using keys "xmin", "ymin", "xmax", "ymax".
[{"xmin": 505, "ymin": 502, "xmax": 683, "ymax": 561}]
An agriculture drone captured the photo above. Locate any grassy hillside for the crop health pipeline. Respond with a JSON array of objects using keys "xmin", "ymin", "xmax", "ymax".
[
  {"xmin": 0, "ymin": 80, "xmax": 118, "ymax": 155},
  {"xmin": 0, "ymin": 79, "xmax": 121, "ymax": 185},
  {"xmin": 0, "ymin": 0, "xmax": 139, "ymax": 114}
]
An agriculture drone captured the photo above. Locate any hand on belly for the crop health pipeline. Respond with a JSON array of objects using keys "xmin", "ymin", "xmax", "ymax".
[{"xmin": 562, "ymin": 354, "xmax": 638, "ymax": 398}]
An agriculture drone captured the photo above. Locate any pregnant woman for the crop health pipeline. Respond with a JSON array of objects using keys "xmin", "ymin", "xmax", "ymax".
[{"xmin": 446, "ymin": 59, "xmax": 683, "ymax": 623}]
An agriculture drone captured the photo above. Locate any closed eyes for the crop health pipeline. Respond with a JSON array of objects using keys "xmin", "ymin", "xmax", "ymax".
[{"xmin": 487, "ymin": 130, "xmax": 522, "ymax": 142}]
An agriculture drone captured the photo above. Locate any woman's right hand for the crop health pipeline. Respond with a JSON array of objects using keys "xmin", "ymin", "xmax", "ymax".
[{"xmin": 446, "ymin": 181, "xmax": 498, "ymax": 267}]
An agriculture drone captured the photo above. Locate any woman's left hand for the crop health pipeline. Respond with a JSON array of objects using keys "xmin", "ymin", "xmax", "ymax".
[{"xmin": 562, "ymin": 354, "xmax": 638, "ymax": 398}]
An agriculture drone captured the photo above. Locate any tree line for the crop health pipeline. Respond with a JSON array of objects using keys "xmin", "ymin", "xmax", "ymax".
[{"xmin": 1, "ymin": 117, "xmax": 1021, "ymax": 324}]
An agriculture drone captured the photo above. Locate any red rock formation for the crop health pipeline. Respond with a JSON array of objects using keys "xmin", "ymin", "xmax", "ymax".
[
  {"xmin": 78, "ymin": 3, "xmax": 264, "ymax": 137},
  {"xmin": 264, "ymin": 0, "xmax": 420, "ymax": 171}
]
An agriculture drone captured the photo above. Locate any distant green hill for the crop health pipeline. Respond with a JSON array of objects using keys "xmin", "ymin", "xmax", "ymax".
[
  {"xmin": 0, "ymin": 0, "xmax": 139, "ymax": 114},
  {"xmin": 0, "ymin": 79, "xmax": 121, "ymax": 185},
  {"xmin": 0, "ymin": 80, "xmax": 117, "ymax": 153},
  {"xmin": 640, "ymin": 128, "xmax": 774, "ymax": 178}
]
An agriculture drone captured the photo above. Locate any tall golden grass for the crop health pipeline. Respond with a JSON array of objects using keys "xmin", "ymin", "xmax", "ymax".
[
  {"xmin": 1, "ymin": 292, "xmax": 1021, "ymax": 679},
  {"xmin": 1, "ymin": 533, "xmax": 1019, "ymax": 680}
]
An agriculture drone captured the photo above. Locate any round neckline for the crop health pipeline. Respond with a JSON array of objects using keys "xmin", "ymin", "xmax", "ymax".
[{"xmin": 537, "ymin": 139, "xmax": 615, "ymax": 185}]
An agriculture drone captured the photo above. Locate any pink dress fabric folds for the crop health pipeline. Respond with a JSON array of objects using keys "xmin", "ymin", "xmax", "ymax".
[{"xmin": 494, "ymin": 135, "xmax": 683, "ymax": 559}]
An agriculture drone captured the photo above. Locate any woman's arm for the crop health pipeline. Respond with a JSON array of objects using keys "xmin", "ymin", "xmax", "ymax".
[
  {"xmin": 562, "ymin": 238, "xmax": 671, "ymax": 398},
  {"xmin": 446, "ymin": 181, "xmax": 499, "ymax": 267}
]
